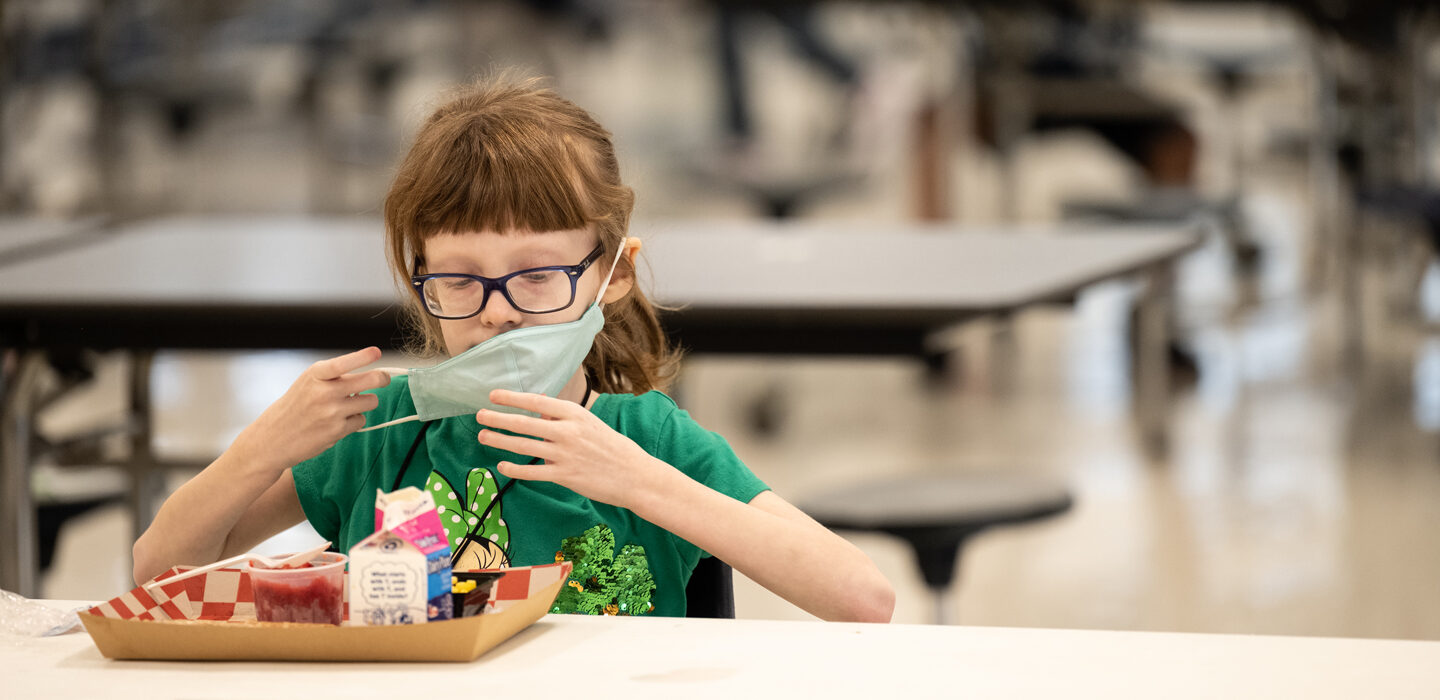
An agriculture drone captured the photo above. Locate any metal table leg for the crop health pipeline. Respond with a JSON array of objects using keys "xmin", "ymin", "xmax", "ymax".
[
  {"xmin": 1135, "ymin": 262, "xmax": 1174, "ymax": 461},
  {"xmin": 127, "ymin": 349, "xmax": 164, "ymax": 543},
  {"xmin": 1, "ymin": 352, "xmax": 46, "ymax": 596}
]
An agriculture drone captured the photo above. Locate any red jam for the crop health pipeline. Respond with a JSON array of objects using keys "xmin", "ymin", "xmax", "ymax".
[{"xmin": 252, "ymin": 574, "xmax": 342, "ymax": 625}]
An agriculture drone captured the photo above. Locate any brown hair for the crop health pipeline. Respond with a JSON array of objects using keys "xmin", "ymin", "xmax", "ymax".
[{"xmin": 383, "ymin": 75, "xmax": 681, "ymax": 394}]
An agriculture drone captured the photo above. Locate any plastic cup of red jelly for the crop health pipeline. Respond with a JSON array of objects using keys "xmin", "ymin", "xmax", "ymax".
[{"xmin": 246, "ymin": 552, "xmax": 346, "ymax": 625}]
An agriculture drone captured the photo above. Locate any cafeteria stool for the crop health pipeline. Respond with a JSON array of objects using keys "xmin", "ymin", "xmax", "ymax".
[{"xmin": 799, "ymin": 473, "xmax": 1073, "ymax": 625}]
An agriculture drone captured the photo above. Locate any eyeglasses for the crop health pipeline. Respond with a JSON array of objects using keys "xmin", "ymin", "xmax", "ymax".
[{"xmin": 411, "ymin": 244, "xmax": 604, "ymax": 318}]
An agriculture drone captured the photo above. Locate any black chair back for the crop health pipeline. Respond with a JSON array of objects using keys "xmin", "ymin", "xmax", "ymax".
[{"xmin": 685, "ymin": 556, "xmax": 735, "ymax": 618}]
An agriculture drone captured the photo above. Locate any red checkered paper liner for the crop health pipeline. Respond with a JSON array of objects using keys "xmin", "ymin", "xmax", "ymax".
[
  {"xmin": 87, "ymin": 566, "xmax": 255, "ymax": 622},
  {"xmin": 485, "ymin": 561, "xmax": 571, "ymax": 614},
  {"xmin": 89, "ymin": 561, "xmax": 571, "ymax": 622}
]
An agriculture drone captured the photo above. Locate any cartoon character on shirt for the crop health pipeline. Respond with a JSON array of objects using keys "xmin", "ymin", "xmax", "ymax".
[{"xmin": 425, "ymin": 468, "xmax": 509, "ymax": 569}]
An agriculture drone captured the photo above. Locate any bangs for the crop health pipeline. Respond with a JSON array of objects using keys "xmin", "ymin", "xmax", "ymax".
[
  {"xmin": 403, "ymin": 114, "xmax": 599, "ymax": 242},
  {"xmin": 384, "ymin": 76, "xmax": 641, "ymax": 361}
]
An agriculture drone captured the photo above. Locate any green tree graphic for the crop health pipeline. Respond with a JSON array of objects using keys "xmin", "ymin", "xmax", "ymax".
[{"xmin": 552, "ymin": 524, "xmax": 655, "ymax": 615}]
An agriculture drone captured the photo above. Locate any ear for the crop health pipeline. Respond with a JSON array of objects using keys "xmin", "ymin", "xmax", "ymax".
[{"xmin": 601, "ymin": 237, "xmax": 642, "ymax": 304}]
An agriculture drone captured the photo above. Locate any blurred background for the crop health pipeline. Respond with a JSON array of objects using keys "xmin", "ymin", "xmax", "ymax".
[{"xmin": 3, "ymin": 0, "xmax": 1439, "ymax": 637}]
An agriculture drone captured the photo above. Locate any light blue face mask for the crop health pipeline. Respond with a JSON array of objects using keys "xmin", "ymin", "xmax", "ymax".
[{"xmin": 360, "ymin": 240, "xmax": 628, "ymax": 431}]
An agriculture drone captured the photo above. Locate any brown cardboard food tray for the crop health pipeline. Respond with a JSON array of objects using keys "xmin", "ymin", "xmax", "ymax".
[{"xmin": 79, "ymin": 561, "xmax": 570, "ymax": 662}]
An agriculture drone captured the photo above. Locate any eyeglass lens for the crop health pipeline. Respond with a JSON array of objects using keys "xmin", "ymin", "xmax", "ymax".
[{"xmin": 422, "ymin": 269, "xmax": 574, "ymax": 316}]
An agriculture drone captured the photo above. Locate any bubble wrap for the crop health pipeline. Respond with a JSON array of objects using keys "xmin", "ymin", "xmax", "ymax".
[{"xmin": 0, "ymin": 589, "xmax": 83, "ymax": 637}]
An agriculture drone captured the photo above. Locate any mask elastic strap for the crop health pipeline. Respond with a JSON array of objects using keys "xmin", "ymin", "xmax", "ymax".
[
  {"xmin": 357, "ymin": 413, "xmax": 420, "ymax": 433},
  {"xmin": 592, "ymin": 238, "xmax": 630, "ymax": 307}
]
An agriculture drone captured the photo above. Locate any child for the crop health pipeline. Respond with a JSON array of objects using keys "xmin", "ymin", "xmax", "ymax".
[{"xmin": 132, "ymin": 76, "xmax": 894, "ymax": 622}]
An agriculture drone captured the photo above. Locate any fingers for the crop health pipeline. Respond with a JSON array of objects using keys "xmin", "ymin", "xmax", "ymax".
[
  {"xmin": 344, "ymin": 393, "xmax": 380, "ymax": 415},
  {"xmin": 337, "ymin": 369, "xmax": 391, "ymax": 395},
  {"xmin": 312, "ymin": 347, "xmax": 382, "ymax": 380},
  {"xmin": 478, "ymin": 429, "xmax": 553, "ymax": 460},
  {"xmin": 343, "ymin": 413, "xmax": 368, "ymax": 434},
  {"xmin": 475, "ymin": 408, "xmax": 553, "ymax": 438},
  {"xmin": 487, "ymin": 389, "xmax": 579, "ymax": 418},
  {"xmin": 496, "ymin": 460, "xmax": 545, "ymax": 482}
]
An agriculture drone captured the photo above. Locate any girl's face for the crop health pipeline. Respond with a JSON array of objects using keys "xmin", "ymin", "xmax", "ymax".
[{"xmin": 422, "ymin": 228, "xmax": 618, "ymax": 356}]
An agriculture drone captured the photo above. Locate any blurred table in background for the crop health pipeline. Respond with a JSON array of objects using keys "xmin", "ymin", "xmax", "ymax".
[
  {"xmin": 0, "ymin": 217, "xmax": 109, "ymax": 266},
  {"xmin": 0, "ymin": 216, "xmax": 1198, "ymax": 597},
  {"xmin": 643, "ymin": 218, "xmax": 1194, "ymax": 362}
]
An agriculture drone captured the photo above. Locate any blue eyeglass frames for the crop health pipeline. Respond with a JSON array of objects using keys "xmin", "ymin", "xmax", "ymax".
[{"xmin": 410, "ymin": 243, "xmax": 605, "ymax": 318}]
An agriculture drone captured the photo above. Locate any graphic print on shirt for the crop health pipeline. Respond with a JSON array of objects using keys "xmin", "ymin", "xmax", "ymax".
[
  {"xmin": 551, "ymin": 523, "xmax": 655, "ymax": 615},
  {"xmin": 425, "ymin": 468, "xmax": 509, "ymax": 569}
]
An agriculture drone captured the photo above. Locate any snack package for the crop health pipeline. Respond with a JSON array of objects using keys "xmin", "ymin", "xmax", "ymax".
[
  {"xmin": 451, "ymin": 571, "xmax": 505, "ymax": 618},
  {"xmin": 348, "ymin": 487, "xmax": 453, "ymax": 625}
]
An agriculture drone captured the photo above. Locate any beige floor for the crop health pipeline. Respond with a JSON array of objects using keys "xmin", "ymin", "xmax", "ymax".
[{"xmin": 20, "ymin": 2, "xmax": 1440, "ymax": 640}]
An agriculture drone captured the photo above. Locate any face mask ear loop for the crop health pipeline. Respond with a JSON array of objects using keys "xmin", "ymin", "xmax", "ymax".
[
  {"xmin": 592, "ymin": 238, "xmax": 630, "ymax": 307},
  {"xmin": 357, "ymin": 413, "xmax": 421, "ymax": 433}
]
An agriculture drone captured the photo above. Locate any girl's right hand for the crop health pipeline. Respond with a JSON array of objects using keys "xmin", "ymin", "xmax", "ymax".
[{"xmin": 231, "ymin": 346, "xmax": 391, "ymax": 471}]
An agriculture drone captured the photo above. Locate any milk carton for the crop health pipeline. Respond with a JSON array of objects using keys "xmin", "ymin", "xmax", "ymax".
[{"xmin": 348, "ymin": 487, "xmax": 453, "ymax": 625}]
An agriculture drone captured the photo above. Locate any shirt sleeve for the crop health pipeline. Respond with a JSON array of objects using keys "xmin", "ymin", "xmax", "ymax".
[
  {"xmin": 291, "ymin": 450, "xmax": 341, "ymax": 546},
  {"xmin": 655, "ymin": 405, "xmax": 771, "ymax": 506},
  {"xmin": 644, "ymin": 398, "xmax": 771, "ymax": 567}
]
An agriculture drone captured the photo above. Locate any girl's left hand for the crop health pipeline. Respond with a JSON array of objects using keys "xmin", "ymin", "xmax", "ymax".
[{"xmin": 476, "ymin": 389, "xmax": 669, "ymax": 508}]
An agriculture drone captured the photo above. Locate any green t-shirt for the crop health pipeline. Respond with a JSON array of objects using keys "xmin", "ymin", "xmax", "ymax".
[{"xmin": 291, "ymin": 376, "xmax": 769, "ymax": 617}]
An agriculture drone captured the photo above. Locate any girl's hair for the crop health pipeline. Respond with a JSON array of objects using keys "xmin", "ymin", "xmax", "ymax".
[{"xmin": 383, "ymin": 75, "xmax": 681, "ymax": 394}]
